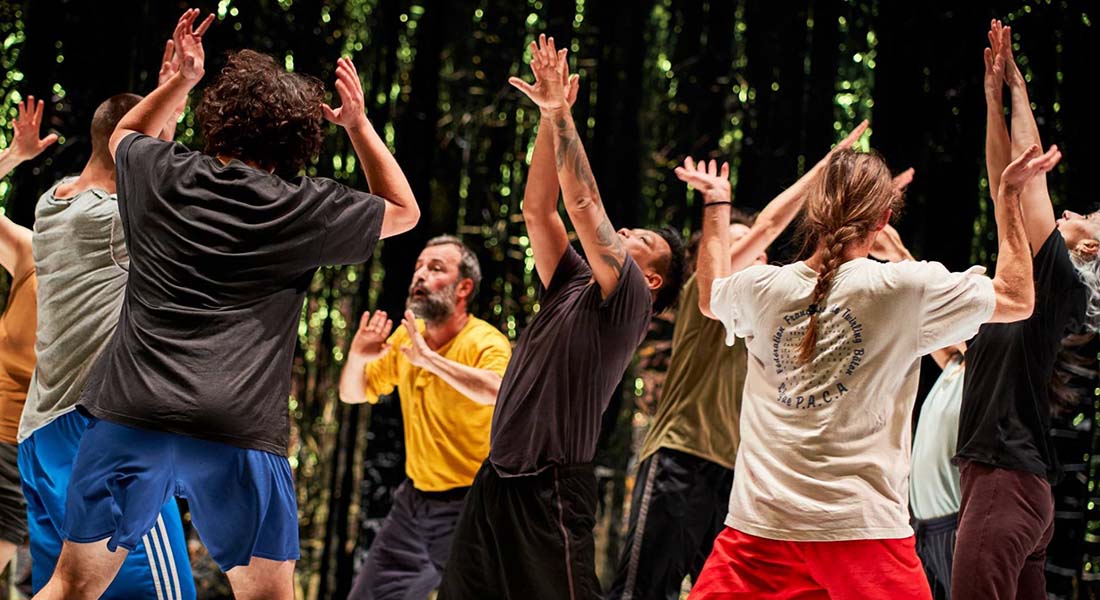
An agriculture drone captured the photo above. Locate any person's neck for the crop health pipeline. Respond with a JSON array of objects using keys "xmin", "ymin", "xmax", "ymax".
[
  {"xmin": 55, "ymin": 159, "xmax": 116, "ymax": 199},
  {"xmin": 804, "ymin": 239, "xmax": 872, "ymax": 272},
  {"xmin": 422, "ymin": 310, "xmax": 470, "ymax": 352}
]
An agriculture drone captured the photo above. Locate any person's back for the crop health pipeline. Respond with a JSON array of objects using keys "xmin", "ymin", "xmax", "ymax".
[
  {"xmin": 40, "ymin": 12, "xmax": 419, "ymax": 600},
  {"xmin": 84, "ymin": 133, "xmax": 383, "ymax": 454},
  {"xmin": 722, "ymin": 257, "xmax": 991, "ymax": 539},
  {"xmin": 683, "ymin": 143, "xmax": 1052, "ymax": 599}
]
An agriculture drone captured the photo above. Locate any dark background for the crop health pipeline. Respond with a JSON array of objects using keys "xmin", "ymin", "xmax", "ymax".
[{"xmin": 1, "ymin": 1, "xmax": 1098, "ymax": 598}]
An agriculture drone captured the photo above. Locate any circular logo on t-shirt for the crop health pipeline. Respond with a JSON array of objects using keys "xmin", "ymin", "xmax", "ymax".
[{"xmin": 772, "ymin": 304, "xmax": 864, "ymax": 410}]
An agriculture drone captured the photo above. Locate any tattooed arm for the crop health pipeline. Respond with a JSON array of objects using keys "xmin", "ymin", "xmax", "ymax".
[
  {"xmin": 549, "ymin": 106, "xmax": 627, "ymax": 296},
  {"xmin": 510, "ymin": 35, "xmax": 579, "ymax": 287},
  {"xmin": 510, "ymin": 35, "xmax": 624, "ymax": 296}
]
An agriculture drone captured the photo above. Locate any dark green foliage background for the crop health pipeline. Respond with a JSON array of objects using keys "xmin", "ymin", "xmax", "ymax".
[{"xmin": 1, "ymin": 1, "xmax": 1099, "ymax": 598}]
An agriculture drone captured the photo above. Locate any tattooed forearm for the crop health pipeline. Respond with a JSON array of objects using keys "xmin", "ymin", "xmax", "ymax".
[{"xmin": 553, "ymin": 114, "xmax": 599, "ymax": 194}]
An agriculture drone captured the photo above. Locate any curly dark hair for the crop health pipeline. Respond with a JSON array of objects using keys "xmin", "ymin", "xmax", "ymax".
[
  {"xmin": 653, "ymin": 226, "xmax": 688, "ymax": 314},
  {"xmin": 196, "ymin": 49, "xmax": 325, "ymax": 175}
]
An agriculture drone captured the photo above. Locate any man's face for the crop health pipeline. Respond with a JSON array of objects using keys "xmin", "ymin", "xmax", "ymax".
[
  {"xmin": 728, "ymin": 223, "xmax": 767, "ymax": 265},
  {"xmin": 406, "ymin": 244, "xmax": 464, "ymax": 323},
  {"xmin": 1057, "ymin": 210, "xmax": 1100, "ymax": 259},
  {"xmin": 618, "ymin": 228, "xmax": 672, "ymax": 292}
]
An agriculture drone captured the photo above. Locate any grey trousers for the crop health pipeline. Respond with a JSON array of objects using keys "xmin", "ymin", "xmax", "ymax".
[{"xmin": 348, "ymin": 479, "xmax": 468, "ymax": 600}]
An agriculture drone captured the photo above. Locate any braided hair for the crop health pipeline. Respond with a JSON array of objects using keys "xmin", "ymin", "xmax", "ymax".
[{"xmin": 796, "ymin": 149, "xmax": 902, "ymax": 364}]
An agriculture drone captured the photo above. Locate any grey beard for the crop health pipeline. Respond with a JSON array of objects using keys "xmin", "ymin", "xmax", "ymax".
[{"xmin": 407, "ymin": 286, "xmax": 456, "ymax": 324}]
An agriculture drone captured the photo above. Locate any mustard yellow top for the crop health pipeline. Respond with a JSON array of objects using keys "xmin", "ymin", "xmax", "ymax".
[
  {"xmin": 364, "ymin": 315, "xmax": 510, "ymax": 492},
  {"xmin": 0, "ymin": 269, "xmax": 37, "ymax": 445}
]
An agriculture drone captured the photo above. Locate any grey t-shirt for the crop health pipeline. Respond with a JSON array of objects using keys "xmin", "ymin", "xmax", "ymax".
[
  {"xmin": 20, "ymin": 180, "xmax": 128, "ymax": 442},
  {"xmin": 489, "ymin": 245, "xmax": 652, "ymax": 476},
  {"xmin": 81, "ymin": 134, "xmax": 385, "ymax": 456}
]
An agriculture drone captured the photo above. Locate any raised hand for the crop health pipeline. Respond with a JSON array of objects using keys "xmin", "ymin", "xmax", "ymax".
[
  {"xmin": 893, "ymin": 167, "xmax": 915, "ymax": 193},
  {"xmin": 990, "ymin": 20, "xmax": 1023, "ymax": 88},
  {"xmin": 7, "ymin": 95, "xmax": 58, "ymax": 162},
  {"xmin": 984, "ymin": 20, "xmax": 1006, "ymax": 102},
  {"xmin": 675, "ymin": 158, "xmax": 731, "ymax": 205},
  {"xmin": 349, "ymin": 310, "xmax": 393, "ymax": 362},
  {"xmin": 508, "ymin": 34, "xmax": 572, "ymax": 110},
  {"xmin": 869, "ymin": 224, "xmax": 913, "ymax": 263},
  {"xmin": 322, "ymin": 57, "xmax": 369, "ymax": 130},
  {"xmin": 1001, "ymin": 144, "xmax": 1061, "ymax": 194},
  {"xmin": 399, "ymin": 310, "xmax": 435, "ymax": 369},
  {"xmin": 158, "ymin": 39, "xmax": 188, "ymax": 125},
  {"xmin": 172, "ymin": 8, "xmax": 214, "ymax": 84}
]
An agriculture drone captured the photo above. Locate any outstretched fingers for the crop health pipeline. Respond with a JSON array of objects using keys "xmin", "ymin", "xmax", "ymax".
[{"xmin": 837, "ymin": 119, "xmax": 870, "ymax": 150}]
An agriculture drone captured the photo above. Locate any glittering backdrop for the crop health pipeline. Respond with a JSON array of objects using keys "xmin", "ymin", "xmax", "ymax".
[{"xmin": 1, "ymin": 1, "xmax": 1099, "ymax": 599}]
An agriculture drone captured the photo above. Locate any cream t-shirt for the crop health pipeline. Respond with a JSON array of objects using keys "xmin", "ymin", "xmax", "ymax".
[{"xmin": 711, "ymin": 258, "xmax": 995, "ymax": 541}]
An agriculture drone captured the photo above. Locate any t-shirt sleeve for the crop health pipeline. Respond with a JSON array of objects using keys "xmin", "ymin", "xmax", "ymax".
[
  {"xmin": 114, "ymin": 133, "xmax": 176, "ymax": 207},
  {"xmin": 472, "ymin": 330, "xmax": 513, "ymax": 377},
  {"xmin": 599, "ymin": 254, "xmax": 654, "ymax": 328},
  {"xmin": 710, "ymin": 269, "xmax": 754, "ymax": 345},
  {"xmin": 363, "ymin": 329, "xmax": 403, "ymax": 404},
  {"xmin": 303, "ymin": 177, "xmax": 387, "ymax": 267},
  {"xmin": 540, "ymin": 245, "xmax": 590, "ymax": 301},
  {"xmin": 1033, "ymin": 229, "xmax": 1088, "ymax": 331},
  {"xmin": 905, "ymin": 261, "xmax": 996, "ymax": 356}
]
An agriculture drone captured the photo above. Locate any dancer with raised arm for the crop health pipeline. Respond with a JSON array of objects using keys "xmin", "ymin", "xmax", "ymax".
[
  {"xmin": 952, "ymin": 21, "xmax": 1094, "ymax": 600},
  {"xmin": 679, "ymin": 134, "xmax": 1055, "ymax": 598},
  {"xmin": 439, "ymin": 34, "xmax": 686, "ymax": 599},
  {"xmin": 35, "ymin": 9, "xmax": 419, "ymax": 600},
  {"xmin": 341, "ymin": 236, "xmax": 511, "ymax": 600},
  {"xmin": 0, "ymin": 96, "xmax": 55, "ymax": 572},
  {"xmin": 607, "ymin": 120, "xmax": 870, "ymax": 600}
]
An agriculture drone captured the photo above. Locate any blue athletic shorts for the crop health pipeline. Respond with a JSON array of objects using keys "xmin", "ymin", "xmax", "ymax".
[
  {"xmin": 64, "ymin": 416, "xmax": 300, "ymax": 572},
  {"xmin": 18, "ymin": 410, "xmax": 196, "ymax": 599}
]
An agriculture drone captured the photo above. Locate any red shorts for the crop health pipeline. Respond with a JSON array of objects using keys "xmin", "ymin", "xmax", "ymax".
[{"xmin": 689, "ymin": 527, "xmax": 932, "ymax": 600}]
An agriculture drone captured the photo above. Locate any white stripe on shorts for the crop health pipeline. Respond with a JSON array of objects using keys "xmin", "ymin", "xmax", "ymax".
[
  {"xmin": 142, "ymin": 532, "xmax": 167, "ymax": 600},
  {"xmin": 156, "ymin": 514, "xmax": 183, "ymax": 600}
]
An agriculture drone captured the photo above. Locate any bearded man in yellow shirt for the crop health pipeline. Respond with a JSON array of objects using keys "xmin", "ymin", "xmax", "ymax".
[{"xmin": 340, "ymin": 235, "xmax": 511, "ymax": 600}]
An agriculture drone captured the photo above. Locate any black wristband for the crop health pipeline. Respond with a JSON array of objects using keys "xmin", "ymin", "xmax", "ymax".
[{"xmin": 703, "ymin": 201, "xmax": 732, "ymax": 208}]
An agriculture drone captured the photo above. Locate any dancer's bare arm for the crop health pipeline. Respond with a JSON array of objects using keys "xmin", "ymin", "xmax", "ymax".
[
  {"xmin": 110, "ymin": 9, "xmax": 213, "ymax": 157},
  {"xmin": 869, "ymin": 224, "xmax": 915, "ymax": 264},
  {"xmin": 398, "ymin": 311, "xmax": 503, "ymax": 406},
  {"xmin": 512, "ymin": 36, "xmax": 624, "ymax": 296},
  {"xmin": 988, "ymin": 145, "xmax": 1061, "ymax": 322},
  {"xmin": 984, "ymin": 21, "xmax": 1012, "ymax": 203},
  {"xmin": 1, "ymin": 96, "xmax": 57, "ymax": 279},
  {"xmin": 324, "ymin": 58, "xmax": 420, "ymax": 239},
  {"xmin": 155, "ymin": 39, "xmax": 189, "ymax": 141},
  {"xmin": 338, "ymin": 310, "xmax": 393, "ymax": 404},
  {"xmin": 509, "ymin": 35, "xmax": 579, "ymax": 287},
  {"xmin": 996, "ymin": 21, "xmax": 1055, "ymax": 254}
]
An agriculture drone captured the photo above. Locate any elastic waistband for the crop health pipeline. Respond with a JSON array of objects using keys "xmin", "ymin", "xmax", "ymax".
[
  {"xmin": 912, "ymin": 513, "xmax": 957, "ymax": 535},
  {"xmin": 486, "ymin": 460, "xmax": 594, "ymax": 481}
]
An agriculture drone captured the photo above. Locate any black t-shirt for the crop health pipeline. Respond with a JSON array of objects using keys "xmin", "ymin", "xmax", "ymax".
[
  {"xmin": 81, "ymin": 133, "xmax": 385, "ymax": 455},
  {"xmin": 489, "ymin": 245, "xmax": 652, "ymax": 476},
  {"xmin": 956, "ymin": 229, "xmax": 1087, "ymax": 481}
]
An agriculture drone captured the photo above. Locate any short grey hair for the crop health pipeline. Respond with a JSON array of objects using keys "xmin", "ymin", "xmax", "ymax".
[{"xmin": 425, "ymin": 235, "xmax": 482, "ymax": 295}]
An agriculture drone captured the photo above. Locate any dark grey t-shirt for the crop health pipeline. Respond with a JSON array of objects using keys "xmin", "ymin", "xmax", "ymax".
[
  {"xmin": 489, "ymin": 245, "xmax": 652, "ymax": 476},
  {"xmin": 81, "ymin": 133, "xmax": 385, "ymax": 455}
]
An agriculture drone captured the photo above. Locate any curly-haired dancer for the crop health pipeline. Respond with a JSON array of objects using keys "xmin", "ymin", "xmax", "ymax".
[
  {"xmin": 680, "ymin": 136, "xmax": 1055, "ymax": 598},
  {"xmin": 34, "ymin": 9, "xmax": 419, "ymax": 600},
  {"xmin": 438, "ymin": 35, "xmax": 686, "ymax": 599}
]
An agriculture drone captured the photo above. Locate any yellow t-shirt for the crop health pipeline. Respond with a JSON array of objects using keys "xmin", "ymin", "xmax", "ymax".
[{"xmin": 364, "ymin": 315, "xmax": 510, "ymax": 492}]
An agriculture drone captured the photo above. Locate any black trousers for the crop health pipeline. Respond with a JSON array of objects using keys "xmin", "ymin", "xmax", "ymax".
[
  {"xmin": 439, "ymin": 461, "xmax": 599, "ymax": 600},
  {"xmin": 0, "ymin": 441, "xmax": 27, "ymax": 544},
  {"xmin": 348, "ymin": 479, "xmax": 469, "ymax": 600},
  {"xmin": 913, "ymin": 513, "xmax": 957, "ymax": 600},
  {"xmin": 605, "ymin": 448, "xmax": 733, "ymax": 600}
]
